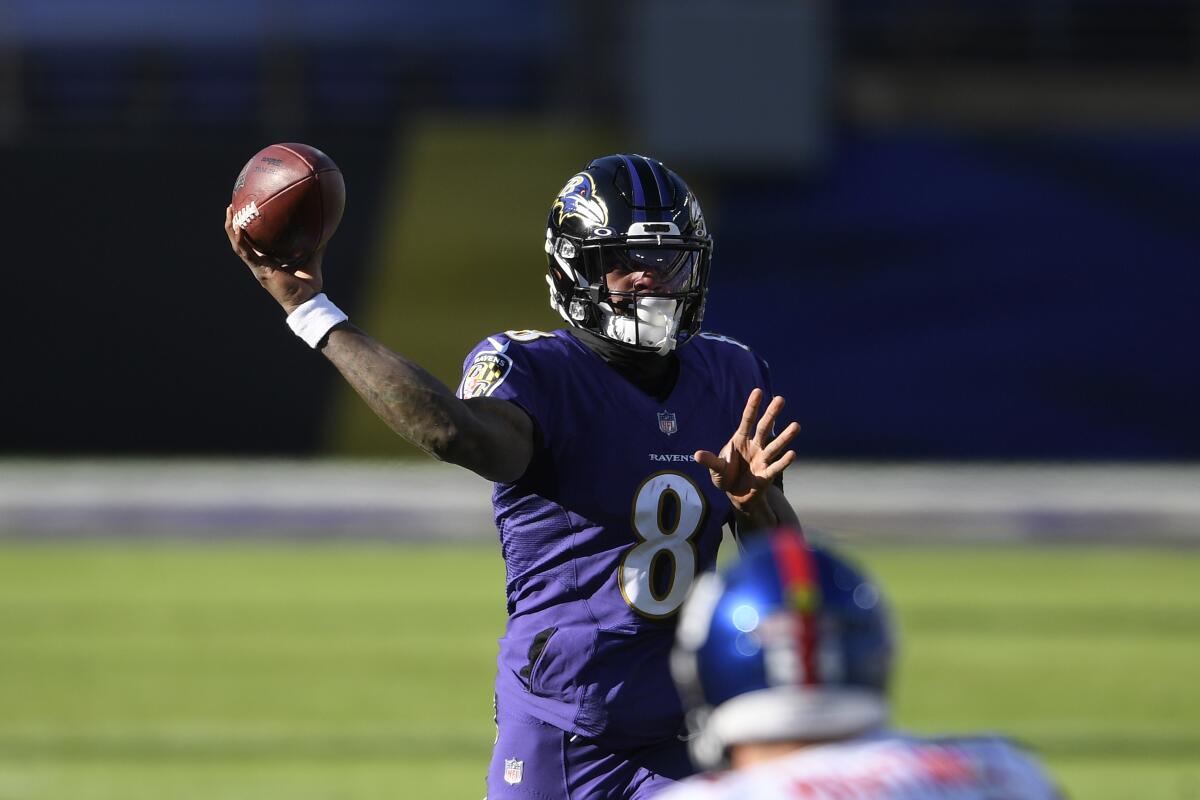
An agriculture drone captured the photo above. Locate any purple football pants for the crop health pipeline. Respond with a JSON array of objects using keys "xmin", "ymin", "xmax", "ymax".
[{"xmin": 485, "ymin": 704, "xmax": 695, "ymax": 799}]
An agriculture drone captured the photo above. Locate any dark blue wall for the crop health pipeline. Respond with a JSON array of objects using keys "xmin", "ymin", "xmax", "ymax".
[
  {"xmin": 707, "ymin": 131, "xmax": 1197, "ymax": 458},
  {"xmin": 5, "ymin": 127, "xmax": 1194, "ymax": 459}
]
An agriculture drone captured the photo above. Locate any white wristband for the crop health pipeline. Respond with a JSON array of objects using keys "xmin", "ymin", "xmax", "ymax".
[{"xmin": 286, "ymin": 293, "xmax": 348, "ymax": 348}]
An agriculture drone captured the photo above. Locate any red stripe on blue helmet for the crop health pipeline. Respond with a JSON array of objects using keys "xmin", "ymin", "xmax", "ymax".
[{"xmin": 771, "ymin": 529, "xmax": 820, "ymax": 686}]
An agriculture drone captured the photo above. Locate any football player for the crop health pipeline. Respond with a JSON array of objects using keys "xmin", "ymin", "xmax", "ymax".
[
  {"xmin": 226, "ymin": 154, "xmax": 801, "ymax": 798},
  {"xmin": 661, "ymin": 528, "xmax": 1063, "ymax": 800}
]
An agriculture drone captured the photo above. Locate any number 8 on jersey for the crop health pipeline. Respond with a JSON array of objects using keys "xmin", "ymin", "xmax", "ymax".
[{"xmin": 620, "ymin": 472, "xmax": 708, "ymax": 618}]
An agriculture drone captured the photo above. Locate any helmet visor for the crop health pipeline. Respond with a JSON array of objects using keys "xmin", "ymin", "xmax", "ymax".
[{"xmin": 603, "ymin": 245, "xmax": 701, "ymax": 294}]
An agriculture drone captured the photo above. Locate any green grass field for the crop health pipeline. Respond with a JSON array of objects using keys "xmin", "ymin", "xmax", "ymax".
[{"xmin": 1, "ymin": 542, "xmax": 1197, "ymax": 799}]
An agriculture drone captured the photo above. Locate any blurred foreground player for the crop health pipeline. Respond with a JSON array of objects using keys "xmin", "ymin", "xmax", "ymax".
[
  {"xmin": 226, "ymin": 154, "xmax": 801, "ymax": 798},
  {"xmin": 662, "ymin": 529, "xmax": 1061, "ymax": 800}
]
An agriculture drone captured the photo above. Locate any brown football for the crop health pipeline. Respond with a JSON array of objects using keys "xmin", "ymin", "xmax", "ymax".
[{"xmin": 230, "ymin": 142, "xmax": 345, "ymax": 267}]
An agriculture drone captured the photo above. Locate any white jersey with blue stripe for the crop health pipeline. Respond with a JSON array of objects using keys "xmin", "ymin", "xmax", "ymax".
[{"xmin": 657, "ymin": 732, "xmax": 1060, "ymax": 800}]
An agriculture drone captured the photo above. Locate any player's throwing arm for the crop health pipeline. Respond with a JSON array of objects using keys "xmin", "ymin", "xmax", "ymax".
[{"xmin": 223, "ymin": 144, "xmax": 534, "ymax": 484}]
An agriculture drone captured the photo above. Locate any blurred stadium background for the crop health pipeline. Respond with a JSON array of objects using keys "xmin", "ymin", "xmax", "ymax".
[{"xmin": 1, "ymin": 1, "xmax": 1198, "ymax": 798}]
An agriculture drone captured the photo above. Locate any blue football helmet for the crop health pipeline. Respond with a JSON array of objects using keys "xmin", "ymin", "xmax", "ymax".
[
  {"xmin": 672, "ymin": 529, "xmax": 895, "ymax": 769},
  {"xmin": 544, "ymin": 154, "xmax": 712, "ymax": 355}
]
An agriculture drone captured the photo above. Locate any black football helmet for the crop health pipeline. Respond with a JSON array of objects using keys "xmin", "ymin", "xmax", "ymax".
[{"xmin": 544, "ymin": 154, "xmax": 712, "ymax": 354}]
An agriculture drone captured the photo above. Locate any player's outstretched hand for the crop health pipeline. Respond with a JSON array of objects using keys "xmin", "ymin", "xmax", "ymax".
[
  {"xmin": 225, "ymin": 204, "xmax": 324, "ymax": 314},
  {"xmin": 694, "ymin": 388, "xmax": 799, "ymax": 512}
]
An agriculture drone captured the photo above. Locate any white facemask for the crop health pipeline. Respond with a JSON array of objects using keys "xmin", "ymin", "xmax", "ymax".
[{"xmin": 600, "ymin": 296, "xmax": 681, "ymax": 355}]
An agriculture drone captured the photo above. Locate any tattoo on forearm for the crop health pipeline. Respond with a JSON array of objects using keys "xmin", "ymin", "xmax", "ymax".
[{"xmin": 321, "ymin": 326, "xmax": 461, "ymax": 457}]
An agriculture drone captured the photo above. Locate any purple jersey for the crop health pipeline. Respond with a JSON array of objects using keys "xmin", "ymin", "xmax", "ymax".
[{"xmin": 457, "ymin": 329, "xmax": 774, "ymax": 748}]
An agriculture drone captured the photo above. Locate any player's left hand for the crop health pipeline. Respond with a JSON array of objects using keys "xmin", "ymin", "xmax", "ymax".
[{"xmin": 694, "ymin": 388, "xmax": 799, "ymax": 513}]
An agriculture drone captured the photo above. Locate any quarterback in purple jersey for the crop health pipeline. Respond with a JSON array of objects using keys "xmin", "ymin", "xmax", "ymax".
[{"xmin": 226, "ymin": 154, "xmax": 801, "ymax": 799}]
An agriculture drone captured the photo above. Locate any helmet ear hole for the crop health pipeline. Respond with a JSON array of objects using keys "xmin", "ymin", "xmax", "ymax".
[
  {"xmin": 568, "ymin": 299, "xmax": 588, "ymax": 322},
  {"xmin": 555, "ymin": 238, "xmax": 577, "ymax": 260}
]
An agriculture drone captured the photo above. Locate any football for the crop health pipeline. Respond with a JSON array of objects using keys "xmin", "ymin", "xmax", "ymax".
[{"xmin": 230, "ymin": 142, "xmax": 345, "ymax": 267}]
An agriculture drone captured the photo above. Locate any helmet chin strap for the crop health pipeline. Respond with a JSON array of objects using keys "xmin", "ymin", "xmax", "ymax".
[{"xmin": 601, "ymin": 296, "xmax": 680, "ymax": 355}]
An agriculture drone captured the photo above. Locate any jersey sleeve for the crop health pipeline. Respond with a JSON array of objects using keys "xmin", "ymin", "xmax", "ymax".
[
  {"xmin": 698, "ymin": 332, "xmax": 774, "ymax": 397},
  {"xmin": 456, "ymin": 333, "xmax": 555, "ymax": 437},
  {"xmin": 979, "ymin": 739, "xmax": 1063, "ymax": 799},
  {"xmin": 755, "ymin": 352, "xmax": 774, "ymax": 398}
]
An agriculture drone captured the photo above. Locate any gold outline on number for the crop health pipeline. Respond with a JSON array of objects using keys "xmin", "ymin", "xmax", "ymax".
[{"xmin": 618, "ymin": 470, "xmax": 709, "ymax": 620}]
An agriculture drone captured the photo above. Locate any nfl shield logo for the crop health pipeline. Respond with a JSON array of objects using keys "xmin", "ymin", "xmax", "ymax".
[
  {"xmin": 503, "ymin": 758, "xmax": 523, "ymax": 785},
  {"xmin": 657, "ymin": 411, "xmax": 678, "ymax": 436}
]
